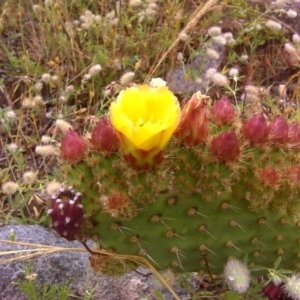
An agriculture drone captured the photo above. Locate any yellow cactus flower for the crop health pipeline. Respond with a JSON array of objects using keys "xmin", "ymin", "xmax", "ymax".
[{"xmin": 110, "ymin": 84, "xmax": 181, "ymax": 168}]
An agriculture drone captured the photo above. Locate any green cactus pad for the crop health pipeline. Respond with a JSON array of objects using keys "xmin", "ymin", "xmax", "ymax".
[{"xmin": 60, "ymin": 143, "xmax": 300, "ymax": 274}]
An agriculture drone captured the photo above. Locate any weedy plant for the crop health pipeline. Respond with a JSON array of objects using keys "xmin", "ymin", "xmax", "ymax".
[
  {"xmin": 15, "ymin": 262, "xmax": 70, "ymax": 300},
  {"xmin": 1, "ymin": 0, "xmax": 300, "ymax": 299}
]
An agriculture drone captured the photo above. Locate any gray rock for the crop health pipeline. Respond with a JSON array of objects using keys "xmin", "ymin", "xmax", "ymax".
[
  {"xmin": 167, "ymin": 40, "xmax": 226, "ymax": 96},
  {"xmin": 0, "ymin": 225, "xmax": 196, "ymax": 300}
]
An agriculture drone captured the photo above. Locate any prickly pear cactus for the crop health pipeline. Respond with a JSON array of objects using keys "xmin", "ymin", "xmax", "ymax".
[{"xmin": 49, "ymin": 85, "xmax": 300, "ymax": 275}]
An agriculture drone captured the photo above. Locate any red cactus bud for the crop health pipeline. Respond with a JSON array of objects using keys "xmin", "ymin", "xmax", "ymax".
[
  {"xmin": 210, "ymin": 130, "xmax": 240, "ymax": 162},
  {"xmin": 175, "ymin": 93, "xmax": 209, "ymax": 145},
  {"xmin": 61, "ymin": 129, "xmax": 86, "ymax": 163},
  {"xmin": 268, "ymin": 116, "xmax": 288, "ymax": 144},
  {"xmin": 288, "ymin": 122, "xmax": 300, "ymax": 148},
  {"xmin": 242, "ymin": 114, "xmax": 269, "ymax": 144},
  {"xmin": 262, "ymin": 282, "xmax": 285, "ymax": 300},
  {"xmin": 48, "ymin": 186, "xmax": 84, "ymax": 241},
  {"xmin": 210, "ymin": 96, "xmax": 235, "ymax": 125},
  {"xmin": 91, "ymin": 116, "xmax": 119, "ymax": 153},
  {"xmin": 259, "ymin": 167, "xmax": 280, "ymax": 188}
]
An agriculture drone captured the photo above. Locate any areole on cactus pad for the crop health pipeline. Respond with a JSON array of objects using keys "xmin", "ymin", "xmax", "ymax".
[{"xmin": 51, "ymin": 85, "xmax": 300, "ymax": 277}]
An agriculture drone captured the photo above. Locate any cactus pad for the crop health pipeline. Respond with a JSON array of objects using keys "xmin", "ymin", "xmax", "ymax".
[{"xmin": 54, "ymin": 90, "xmax": 300, "ymax": 276}]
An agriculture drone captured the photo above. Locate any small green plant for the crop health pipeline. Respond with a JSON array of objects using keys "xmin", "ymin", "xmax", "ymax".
[{"xmin": 15, "ymin": 263, "xmax": 71, "ymax": 300}]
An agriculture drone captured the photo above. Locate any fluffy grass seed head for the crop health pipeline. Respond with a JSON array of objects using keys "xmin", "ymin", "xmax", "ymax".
[
  {"xmin": 22, "ymin": 97, "xmax": 34, "ymax": 108},
  {"xmin": 44, "ymin": 0, "xmax": 53, "ymax": 7},
  {"xmin": 241, "ymin": 54, "xmax": 249, "ymax": 62},
  {"xmin": 256, "ymin": 24, "xmax": 262, "ymax": 30},
  {"xmin": 33, "ymin": 4, "xmax": 43, "ymax": 13},
  {"xmin": 35, "ymin": 145, "xmax": 58, "ymax": 157},
  {"xmin": 223, "ymin": 32, "xmax": 235, "ymax": 44},
  {"xmin": 83, "ymin": 74, "xmax": 91, "ymax": 81},
  {"xmin": 65, "ymin": 85, "xmax": 74, "ymax": 94},
  {"xmin": 207, "ymin": 26, "xmax": 221, "ymax": 37},
  {"xmin": 205, "ymin": 67, "xmax": 217, "ymax": 79},
  {"xmin": 241, "ymin": 93, "xmax": 260, "ymax": 104},
  {"xmin": 285, "ymin": 42, "xmax": 297, "ymax": 54},
  {"xmin": 2, "ymin": 181, "xmax": 19, "ymax": 195},
  {"xmin": 224, "ymin": 258, "xmax": 251, "ymax": 294},
  {"xmin": 212, "ymin": 35, "xmax": 227, "ymax": 45},
  {"xmin": 178, "ymin": 32, "xmax": 189, "ymax": 41},
  {"xmin": 245, "ymin": 85, "xmax": 260, "ymax": 95},
  {"xmin": 229, "ymin": 67, "xmax": 239, "ymax": 78},
  {"xmin": 223, "ymin": 32, "xmax": 233, "ymax": 41},
  {"xmin": 113, "ymin": 59, "xmax": 122, "ymax": 70},
  {"xmin": 33, "ymin": 95, "xmax": 44, "ymax": 106},
  {"xmin": 51, "ymin": 75, "xmax": 58, "ymax": 82},
  {"xmin": 293, "ymin": 33, "xmax": 300, "ymax": 44},
  {"xmin": 109, "ymin": 18, "xmax": 119, "ymax": 26},
  {"xmin": 272, "ymin": 0, "xmax": 289, "ymax": 7},
  {"xmin": 6, "ymin": 143, "xmax": 18, "ymax": 153},
  {"xmin": 120, "ymin": 71, "xmax": 135, "ymax": 86},
  {"xmin": 177, "ymin": 52, "xmax": 184, "ymax": 62},
  {"xmin": 41, "ymin": 73, "xmax": 51, "ymax": 83},
  {"xmin": 278, "ymin": 84, "xmax": 286, "ymax": 98},
  {"xmin": 148, "ymin": 2, "xmax": 158, "ymax": 9},
  {"xmin": 88, "ymin": 64, "xmax": 102, "ymax": 77},
  {"xmin": 22, "ymin": 171, "xmax": 37, "ymax": 185},
  {"xmin": 149, "ymin": 78, "xmax": 167, "ymax": 88},
  {"xmin": 129, "ymin": 0, "xmax": 142, "ymax": 7},
  {"xmin": 144, "ymin": 8, "xmax": 156, "ymax": 18},
  {"xmin": 211, "ymin": 72, "xmax": 228, "ymax": 86},
  {"xmin": 206, "ymin": 48, "xmax": 220, "ymax": 60},
  {"xmin": 41, "ymin": 135, "xmax": 52, "ymax": 144},
  {"xmin": 59, "ymin": 96, "xmax": 67, "ymax": 102},
  {"xmin": 33, "ymin": 82, "xmax": 43, "ymax": 92},
  {"xmin": 5, "ymin": 110, "xmax": 17, "ymax": 121},
  {"xmin": 46, "ymin": 181, "xmax": 62, "ymax": 195},
  {"xmin": 287, "ymin": 9, "xmax": 297, "ymax": 18},
  {"xmin": 55, "ymin": 119, "xmax": 72, "ymax": 133},
  {"xmin": 265, "ymin": 20, "xmax": 282, "ymax": 30},
  {"xmin": 284, "ymin": 274, "xmax": 300, "ymax": 300}
]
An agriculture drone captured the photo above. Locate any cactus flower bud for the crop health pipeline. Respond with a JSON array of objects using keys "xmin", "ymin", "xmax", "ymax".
[
  {"xmin": 242, "ymin": 114, "xmax": 268, "ymax": 144},
  {"xmin": 91, "ymin": 116, "xmax": 119, "ymax": 153},
  {"xmin": 268, "ymin": 116, "xmax": 288, "ymax": 144},
  {"xmin": 61, "ymin": 129, "xmax": 86, "ymax": 163},
  {"xmin": 175, "ymin": 92, "xmax": 209, "ymax": 146},
  {"xmin": 262, "ymin": 282, "xmax": 285, "ymax": 299},
  {"xmin": 211, "ymin": 130, "xmax": 240, "ymax": 162},
  {"xmin": 224, "ymin": 258, "xmax": 250, "ymax": 294},
  {"xmin": 210, "ymin": 96, "xmax": 235, "ymax": 125},
  {"xmin": 288, "ymin": 122, "xmax": 300, "ymax": 148},
  {"xmin": 48, "ymin": 186, "xmax": 84, "ymax": 241}
]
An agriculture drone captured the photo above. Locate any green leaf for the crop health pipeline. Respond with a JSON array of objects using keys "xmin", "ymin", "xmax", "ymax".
[
  {"xmin": 274, "ymin": 257, "xmax": 282, "ymax": 270},
  {"xmin": 249, "ymin": 265, "xmax": 266, "ymax": 272},
  {"xmin": 154, "ymin": 289, "xmax": 164, "ymax": 300},
  {"xmin": 279, "ymin": 269, "xmax": 293, "ymax": 274},
  {"xmin": 221, "ymin": 291, "xmax": 243, "ymax": 300}
]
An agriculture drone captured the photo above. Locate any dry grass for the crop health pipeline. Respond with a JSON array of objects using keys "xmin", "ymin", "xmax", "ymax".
[{"xmin": 0, "ymin": 239, "xmax": 181, "ymax": 299}]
